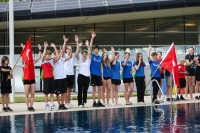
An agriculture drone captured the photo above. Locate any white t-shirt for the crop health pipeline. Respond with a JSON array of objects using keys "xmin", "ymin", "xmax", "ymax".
[
  {"xmin": 79, "ymin": 58, "xmax": 91, "ymax": 77},
  {"xmin": 53, "ymin": 58, "xmax": 66, "ymax": 79},
  {"xmin": 64, "ymin": 53, "xmax": 76, "ymax": 75}
]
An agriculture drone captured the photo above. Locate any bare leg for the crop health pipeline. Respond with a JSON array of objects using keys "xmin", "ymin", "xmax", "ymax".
[
  {"xmin": 66, "ymin": 88, "xmax": 71, "ymax": 103},
  {"xmin": 124, "ymin": 83, "xmax": 129, "ymax": 104},
  {"xmin": 24, "ymin": 85, "xmax": 30, "ymax": 108},
  {"xmin": 98, "ymin": 86, "xmax": 103, "ymax": 102},
  {"xmin": 106, "ymin": 79, "xmax": 111, "ymax": 103},
  {"xmin": 128, "ymin": 82, "xmax": 134, "ymax": 102},
  {"xmin": 50, "ymin": 93, "xmax": 54, "ymax": 103},
  {"xmin": 189, "ymin": 76, "xmax": 195, "ymax": 99},
  {"xmin": 111, "ymin": 84, "xmax": 115, "ymax": 104},
  {"xmin": 1, "ymin": 94, "xmax": 5, "ymax": 108},
  {"xmin": 30, "ymin": 83, "xmax": 36, "ymax": 107},
  {"xmin": 185, "ymin": 76, "xmax": 189, "ymax": 99},
  {"xmin": 195, "ymin": 81, "xmax": 200, "ymax": 98},
  {"xmin": 56, "ymin": 94, "xmax": 61, "ymax": 105},
  {"xmin": 44, "ymin": 94, "xmax": 48, "ymax": 103},
  {"xmin": 115, "ymin": 85, "xmax": 120, "ymax": 104},
  {"xmin": 5, "ymin": 93, "xmax": 9, "ymax": 108},
  {"xmin": 92, "ymin": 86, "xmax": 96, "ymax": 102},
  {"xmin": 61, "ymin": 93, "xmax": 65, "ymax": 104},
  {"xmin": 102, "ymin": 80, "xmax": 106, "ymax": 103}
]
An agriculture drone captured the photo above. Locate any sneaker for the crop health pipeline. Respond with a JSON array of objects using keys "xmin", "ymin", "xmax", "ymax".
[
  {"xmin": 195, "ymin": 96, "xmax": 199, "ymax": 100},
  {"xmin": 28, "ymin": 107, "xmax": 31, "ymax": 111},
  {"xmin": 2, "ymin": 107, "xmax": 7, "ymax": 112},
  {"xmin": 98, "ymin": 101, "xmax": 105, "ymax": 107},
  {"xmin": 116, "ymin": 103, "xmax": 121, "ymax": 106},
  {"xmin": 128, "ymin": 102, "xmax": 133, "ymax": 105},
  {"xmin": 45, "ymin": 104, "xmax": 51, "ymax": 111},
  {"xmin": 78, "ymin": 105, "xmax": 83, "ymax": 108},
  {"xmin": 107, "ymin": 103, "xmax": 112, "ymax": 107},
  {"xmin": 51, "ymin": 104, "xmax": 58, "ymax": 111},
  {"xmin": 59, "ymin": 104, "xmax": 67, "ymax": 110},
  {"xmin": 166, "ymin": 98, "xmax": 174, "ymax": 102},
  {"xmin": 68, "ymin": 103, "xmax": 74, "ymax": 107},
  {"xmin": 176, "ymin": 96, "xmax": 180, "ymax": 101},
  {"xmin": 141, "ymin": 102, "xmax": 146, "ymax": 105},
  {"xmin": 83, "ymin": 103, "xmax": 88, "ymax": 108},
  {"xmin": 92, "ymin": 101, "xmax": 98, "ymax": 107},
  {"xmin": 157, "ymin": 99, "xmax": 164, "ymax": 103},
  {"xmin": 111, "ymin": 103, "xmax": 116, "ymax": 106},
  {"xmin": 65, "ymin": 104, "xmax": 71, "ymax": 109},
  {"xmin": 154, "ymin": 101, "xmax": 160, "ymax": 104},
  {"xmin": 180, "ymin": 95, "xmax": 186, "ymax": 100},
  {"xmin": 30, "ymin": 107, "xmax": 35, "ymax": 112},
  {"xmin": 7, "ymin": 107, "xmax": 13, "ymax": 112}
]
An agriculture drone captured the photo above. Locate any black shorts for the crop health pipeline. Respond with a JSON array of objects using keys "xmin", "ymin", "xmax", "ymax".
[
  {"xmin": 23, "ymin": 79, "xmax": 36, "ymax": 85},
  {"xmin": 123, "ymin": 78, "xmax": 134, "ymax": 83},
  {"xmin": 160, "ymin": 74, "xmax": 164, "ymax": 79},
  {"xmin": 186, "ymin": 68, "xmax": 196, "ymax": 76},
  {"xmin": 196, "ymin": 72, "xmax": 200, "ymax": 81},
  {"xmin": 66, "ymin": 75, "xmax": 74, "ymax": 88},
  {"xmin": 90, "ymin": 74, "xmax": 103, "ymax": 86},
  {"xmin": 43, "ymin": 78, "xmax": 56, "ymax": 94},
  {"xmin": 179, "ymin": 78, "xmax": 186, "ymax": 88},
  {"xmin": 111, "ymin": 79, "xmax": 121, "ymax": 85},
  {"xmin": 104, "ymin": 77, "xmax": 111, "ymax": 80},
  {"xmin": 55, "ymin": 78, "xmax": 67, "ymax": 95},
  {"xmin": 1, "ymin": 87, "xmax": 12, "ymax": 94}
]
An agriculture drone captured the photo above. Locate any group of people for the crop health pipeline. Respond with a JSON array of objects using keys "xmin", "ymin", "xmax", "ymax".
[{"xmin": 1, "ymin": 32, "xmax": 199, "ymax": 112}]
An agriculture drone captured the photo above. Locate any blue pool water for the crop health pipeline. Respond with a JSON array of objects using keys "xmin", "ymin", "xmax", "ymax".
[{"xmin": 1, "ymin": 103, "xmax": 200, "ymax": 132}]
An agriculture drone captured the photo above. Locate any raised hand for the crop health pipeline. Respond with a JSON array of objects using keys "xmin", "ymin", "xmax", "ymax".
[
  {"xmin": 63, "ymin": 35, "xmax": 68, "ymax": 42},
  {"xmin": 21, "ymin": 43, "xmax": 25, "ymax": 49},
  {"xmin": 85, "ymin": 40, "xmax": 89, "ymax": 47},
  {"xmin": 79, "ymin": 42, "xmax": 83, "ymax": 47},
  {"xmin": 111, "ymin": 47, "xmax": 115, "ymax": 52},
  {"xmin": 50, "ymin": 43, "xmax": 55, "ymax": 48},
  {"xmin": 148, "ymin": 44, "xmax": 152, "ymax": 50},
  {"xmin": 75, "ymin": 35, "xmax": 79, "ymax": 42},
  {"xmin": 103, "ymin": 48, "xmax": 107, "ymax": 53},
  {"xmin": 38, "ymin": 44, "xmax": 42, "ymax": 50},
  {"xmin": 91, "ymin": 32, "xmax": 96, "ymax": 38},
  {"xmin": 44, "ymin": 42, "xmax": 48, "ymax": 47}
]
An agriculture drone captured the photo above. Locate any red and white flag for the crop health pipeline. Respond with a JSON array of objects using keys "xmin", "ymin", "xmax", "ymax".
[
  {"xmin": 160, "ymin": 43, "xmax": 180, "ymax": 88},
  {"xmin": 20, "ymin": 38, "xmax": 35, "ymax": 80}
]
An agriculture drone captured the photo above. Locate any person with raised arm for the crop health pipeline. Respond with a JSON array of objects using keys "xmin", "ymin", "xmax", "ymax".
[
  {"xmin": 77, "ymin": 38, "xmax": 91, "ymax": 108},
  {"xmin": 147, "ymin": 44, "xmax": 162, "ymax": 104},
  {"xmin": 89, "ymin": 32, "xmax": 105, "ymax": 107},
  {"xmin": 21, "ymin": 43, "xmax": 42, "ymax": 112},
  {"xmin": 41, "ymin": 42, "xmax": 59, "ymax": 111},
  {"xmin": 54, "ymin": 35, "xmax": 73, "ymax": 110},
  {"xmin": 102, "ymin": 48, "xmax": 112, "ymax": 106},
  {"xmin": 133, "ymin": 53, "xmax": 146, "ymax": 104},
  {"xmin": 121, "ymin": 52, "xmax": 134, "ymax": 105},
  {"xmin": 64, "ymin": 35, "xmax": 80, "ymax": 108},
  {"xmin": 111, "ymin": 47, "xmax": 121, "ymax": 106}
]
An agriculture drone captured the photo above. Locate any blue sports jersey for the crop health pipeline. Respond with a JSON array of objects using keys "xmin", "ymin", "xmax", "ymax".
[
  {"xmin": 90, "ymin": 54, "xmax": 102, "ymax": 77},
  {"xmin": 121, "ymin": 61, "xmax": 133, "ymax": 79},
  {"xmin": 133, "ymin": 61, "xmax": 146, "ymax": 77},
  {"xmin": 111, "ymin": 61, "xmax": 120, "ymax": 80},
  {"xmin": 103, "ymin": 64, "xmax": 111, "ymax": 78},
  {"xmin": 149, "ymin": 60, "xmax": 161, "ymax": 78}
]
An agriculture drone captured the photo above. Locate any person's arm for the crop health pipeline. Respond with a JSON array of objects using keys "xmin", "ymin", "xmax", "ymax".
[
  {"xmin": 185, "ymin": 55, "xmax": 194, "ymax": 66},
  {"xmin": 41, "ymin": 42, "xmax": 48, "ymax": 62},
  {"xmin": 1, "ymin": 68, "xmax": 12, "ymax": 73},
  {"xmin": 51, "ymin": 43, "xmax": 59, "ymax": 63},
  {"xmin": 122, "ymin": 57, "xmax": 128, "ymax": 66},
  {"xmin": 85, "ymin": 40, "xmax": 92, "ymax": 60},
  {"xmin": 178, "ymin": 66, "xmax": 188, "ymax": 74},
  {"xmin": 147, "ymin": 44, "xmax": 152, "ymax": 62},
  {"xmin": 62, "ymin": 35, "xmax": 68, "ymax": 57},
  {"xmin": 34, "ymin": 44, "xmax": 42, "ymax": 64},
  {"xmin": 75, "ymin": 35, "xmax": 83, "ymax": 60},
  {"xmin": 65, "ymin": 52, "xmax": 72, "ymax": 61},
  {"xmin": 21, "ymin": 43, "xmax": 25, "ymax": 65},
  {"xmin": 101, "ymin": 63, "xmax": 104, "ymax": 80},
  {"xmin": 89, "ymin": 32, "xmax": 96, "ymax": 48},
  {"xmin": 110, "ymin": 47, "xmax": 115, "ymax": 63}
]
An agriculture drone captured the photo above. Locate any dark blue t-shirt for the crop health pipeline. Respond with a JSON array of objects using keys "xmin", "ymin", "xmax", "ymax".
[
  {"xmin": 149, "ymin": 60, "xmax": 161, "ymax": 78},
  {"xmin": 133, "ymin": 61, "xmax": 146, "ymax": 77},
  {"xmin": 121, "ymin": 61, "xmax": 133, "ymax": 79},
  {"xmin": 90, "ymin": 54, "xmax": 102, "ymax": 77},
  {"xmin": 111, "ymin": 61, "xmax": 120, "ymax": 80},
  {"xmin": 103, "ymin": 64, "xmax": 111, "ymax": 78},
  {"xmin": 196, "ymin": 55, "xmax": 200, "ymax": 72}
]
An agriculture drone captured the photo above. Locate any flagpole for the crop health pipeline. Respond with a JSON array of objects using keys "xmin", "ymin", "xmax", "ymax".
[{"xmin": 145, "ymin": 67, "xmax": 160, "ymax": 88}]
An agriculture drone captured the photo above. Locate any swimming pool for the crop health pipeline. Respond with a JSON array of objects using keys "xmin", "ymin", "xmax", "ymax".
[{"xmin": 0, "ymin": 103, "xmax": 200, "ymax": 132}]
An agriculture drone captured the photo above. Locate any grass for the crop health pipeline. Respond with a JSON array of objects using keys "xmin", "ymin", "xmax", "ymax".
[{"xmin": 0, "ymin": 93, "xmax": 150, "ymax": 104}]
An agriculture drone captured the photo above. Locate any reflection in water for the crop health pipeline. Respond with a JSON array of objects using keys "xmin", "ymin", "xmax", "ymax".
[{"xmin": 0, "ymin": 103, "xmax": 200, "ymax": 132}]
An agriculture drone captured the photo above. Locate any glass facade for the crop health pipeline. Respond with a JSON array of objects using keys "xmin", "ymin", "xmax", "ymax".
[{"xmin": 0, "ymin": 15, "xmax": 200, "ymax": 59}]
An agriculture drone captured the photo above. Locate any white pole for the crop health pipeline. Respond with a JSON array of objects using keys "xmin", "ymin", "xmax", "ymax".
[{"xmin": 9, "ymin": 0, "xmax": 15, "ymax": 102}]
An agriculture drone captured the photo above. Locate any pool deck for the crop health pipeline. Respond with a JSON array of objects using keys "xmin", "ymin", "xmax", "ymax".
[{"xmin": 1, "ymin": 93, "xmax": 200, "ymax": 116}]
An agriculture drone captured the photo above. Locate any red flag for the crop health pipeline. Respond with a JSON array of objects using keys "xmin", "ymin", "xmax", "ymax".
[
  {"xmin": 160, "ymin": 43, "xmax": 180, "ymax": 88},
  {"xmin": 20, "ymin": 38, "xmax": 35, "ymax": 80}
]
